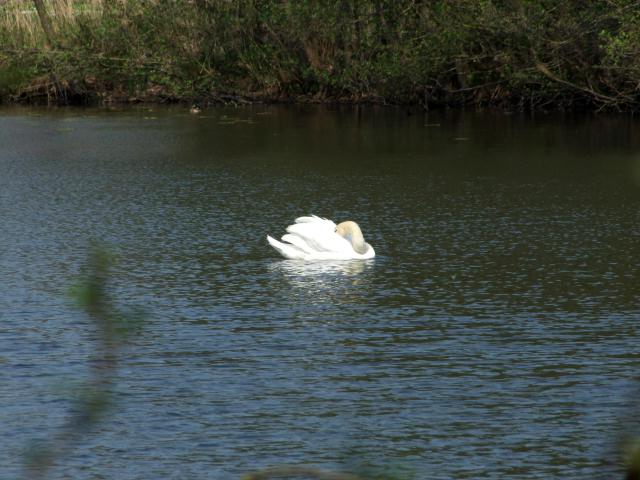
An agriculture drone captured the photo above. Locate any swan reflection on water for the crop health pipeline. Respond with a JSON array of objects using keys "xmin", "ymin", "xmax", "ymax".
[
  {"xmin": 270, "ymin": 259, "xmax": 375, "ymax": 277},
  {"xmin": 268, "ymin": 259, "xmax": 376, "ymax": 310}
]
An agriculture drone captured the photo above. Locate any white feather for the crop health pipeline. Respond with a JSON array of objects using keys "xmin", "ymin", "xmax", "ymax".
[{"xmin": 267, "ymin": 235, "xmax": 306, "ymax": 259}]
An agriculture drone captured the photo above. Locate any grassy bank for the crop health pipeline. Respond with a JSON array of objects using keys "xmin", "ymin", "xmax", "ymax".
[{"xmin": 2, "ymin": 0, "xmax": 640, "ymax": 110}]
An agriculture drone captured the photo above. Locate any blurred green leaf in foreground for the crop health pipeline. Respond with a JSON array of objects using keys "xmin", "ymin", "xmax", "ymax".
[{"xmin": 23, "ymin": 245, "xmax": 144, "ymax": 480}]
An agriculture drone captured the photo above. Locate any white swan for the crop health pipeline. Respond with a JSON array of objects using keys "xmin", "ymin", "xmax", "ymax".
[{"xmin": 267, "ymin": 215, "xmax": 375, "ymax": 260}]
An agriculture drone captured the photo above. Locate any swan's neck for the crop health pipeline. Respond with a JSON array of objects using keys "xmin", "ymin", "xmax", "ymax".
[
  {"xmin": 336, "ymin": 221, "xmax": 368, "ymax": 255},
  {"xmin": 350, "ymin": 237, "xmax": 367, "ymax": 255}
]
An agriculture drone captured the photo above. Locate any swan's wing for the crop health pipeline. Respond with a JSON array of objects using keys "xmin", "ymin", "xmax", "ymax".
[
  {"xmin": 267, "ymin": 235, "xmax": 306, "ymax": 260},
  {"xmin": 286, "ymin": 220, "xmax": 352, "ymax": 254},
  {"xmin": 293, "ymin": 215, "xmax": 336, "ymax": 228},
  {"xmin": 281, "ymin": 233, "xmax": 315, "ymax": 254}
]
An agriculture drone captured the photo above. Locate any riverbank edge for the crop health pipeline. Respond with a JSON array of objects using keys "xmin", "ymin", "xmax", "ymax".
[
  {"xmin": 0, "ymin": 78, "xmax": 398, "ymax": 108},
  {"xmin": 0, "ymin": 79, "xmax": 612, "ymax": 112},
  {"xmin": 0, "ymin": 55, "xmax": 615, "ymax": 112}
]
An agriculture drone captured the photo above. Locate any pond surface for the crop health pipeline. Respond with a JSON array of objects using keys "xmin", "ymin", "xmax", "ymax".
[{"xmin": 1, "ymin": 105, "xmax": 639, "ymax": 479}]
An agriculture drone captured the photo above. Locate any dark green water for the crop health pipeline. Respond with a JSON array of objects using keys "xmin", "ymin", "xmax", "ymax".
[{"xmin": 1, "ymin": 106, "xmax": 639, "ymax": 479}]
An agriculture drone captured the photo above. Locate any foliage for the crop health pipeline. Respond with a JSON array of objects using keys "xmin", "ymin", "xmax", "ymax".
[
  {"xmin": 23, "ymin": 246, "xmax": 144, "ymax": 480},
  {"xmin": 3, "ymin": 0, "xmax": 640, "ymax": 109}
]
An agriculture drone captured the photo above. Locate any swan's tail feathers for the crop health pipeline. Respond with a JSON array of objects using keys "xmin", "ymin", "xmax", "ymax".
[{"xmin": 267, "ymin": 235, "xmax": 306, "ymax": 260}]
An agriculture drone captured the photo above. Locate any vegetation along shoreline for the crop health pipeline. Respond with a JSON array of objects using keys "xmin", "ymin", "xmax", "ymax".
[{"xmin": 3, "ymin": 1, "xmax": 640, "ymax": 111}]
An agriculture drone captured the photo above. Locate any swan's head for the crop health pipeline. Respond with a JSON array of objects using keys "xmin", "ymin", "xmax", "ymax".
[{"xmin": 336, "ymin": 220, "xmax": 369, "ymax": 255}]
